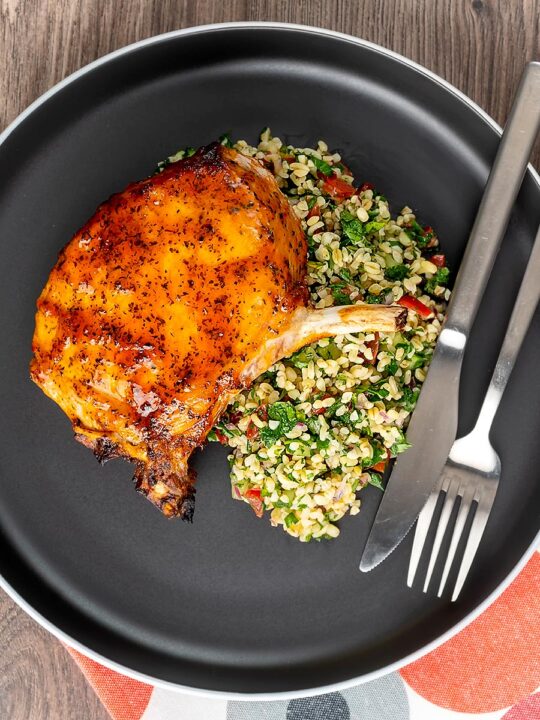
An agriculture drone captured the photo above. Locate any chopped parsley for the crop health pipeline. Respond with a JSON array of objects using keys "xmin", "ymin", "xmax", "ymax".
[
  {"xmin": 340, "ymin": 210, "xmax": 366, "ymax": 245},
  {"xmin": 259, "ymin": 402, "xmax": 298, "ymax": 447},
  {"xmin": 384, "ymin": 264, "xmax": 409, "ymax": 281},
  {"xmin": 330, "ymin": 282, "xmax": 352, "ymax": 305},
  {"xmin": 425, "ymin": 267, "xmax": 450, "ymax": 295}
]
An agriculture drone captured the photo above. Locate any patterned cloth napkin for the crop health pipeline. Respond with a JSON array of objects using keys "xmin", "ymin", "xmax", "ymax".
[{"xmin": 67, "ymin": 552, "xmax": 540, "ymax": 720}]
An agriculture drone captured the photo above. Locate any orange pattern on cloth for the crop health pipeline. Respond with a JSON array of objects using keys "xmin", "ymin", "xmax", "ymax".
[
  {"xmin": 67, "ymin": 648, "xmax": 152, "ymax": 720},
  {"xmin": 401, "ymin": 553, "xmax": 540, "ymax": 713}
]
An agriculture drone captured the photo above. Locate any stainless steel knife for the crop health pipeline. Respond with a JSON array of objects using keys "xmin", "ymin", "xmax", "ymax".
[{"xmin": 360, "ymin": 61, "xmax": 540, "ymax": 573}]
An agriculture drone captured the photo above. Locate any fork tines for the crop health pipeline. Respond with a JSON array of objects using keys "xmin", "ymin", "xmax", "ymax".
[{"xmin": 407, "ymin": 463, "xmax": 497, "ymax": 601}]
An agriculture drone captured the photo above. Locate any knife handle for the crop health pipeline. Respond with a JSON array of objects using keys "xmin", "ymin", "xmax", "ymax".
[{"xmin": 446, "ymin": 62, "xmax": 540, "ymax": 335}]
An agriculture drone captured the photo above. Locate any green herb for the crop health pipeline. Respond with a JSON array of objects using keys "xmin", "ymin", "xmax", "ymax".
[
  {"xmin": 425, "ymin": 267, "xmax": 450, "ymax": 295},
  {"xmin": 288, "ymin": 346, "xmax": 318, "ymax": 368},
  {"xmin": 259, "ymin": 401, "xmax": 298, "ymax": 447},
  {"xmin": 219, "ymin": 132, "xmax": 233, "ymax": 148},
  {"xmin": 385, "ymin": 264, "xmax": 409, "ymax": 281},
  {"xmin": 390, "ymin": 435, "xmax": 412, "ymax": 457},
  {"xmin": 273, "ymin": 499, "xmax": 289, "ymax": 508},
  {"xmin": 330, "ymin": 282, "xmax": 351, "ymax": 305},
  {"xmin": 367, "ymin": 473, "xmax": 385, "ymax": 491},
  {"xmin": 371, "ymin": 443, "xmax": 386, "ymax": 466},
  {"xmin": 409, "ymin": 353, "xmax": 425, "ymax": 370},
  {"xmin": 399, "ymin": 386, "xmax": 419, "ymax": 411},
  {"xmin": 387, "ymin": 359, "xmax": 399, "ymax": 374},
  {"xmin": 336, "ymin": 267, "xmax": 352, "ymax": 282},
  {"xmin": 364, "ymin": 385, "xmax": 389, "ymax": 401},
  {"xmin": 364, "ymin": 293, "xmax": 381, "ymax": 304},
  {"xmin": 284, "ymin": 512, "xmax": 297, "ymax": 528},
  {"xmin": 213, "ymin": 421, "xmax": 239, "ymax": 439},
  {"xmin": 364, "ymin": 220, "xmax": 387, "ymax": 234},
  {"xmin": 316, "ymin": 437, "xmax": 330, "ymax": 450},
  {"xmin": 340, "ymin": 210, "xmax": 367, "ymax": 245},
  {"xmin": 405, "ymin": 219, "xmax": 430, "ymax": 247},
  {"xmin": 306, "ymin": 417, "xmax": 320, "ymax": 435},
  {"xmin": 306, "ymin": 195, "xmax": 318, "ymax": 210},
  {"xmin": 318, "ymin": 341, "xmax": 341, "ymax": 360},
  {"xmin": 325, "ymin": 399, "xmax": 343, "ymax": 419},
  {"xmin": 206, "ymin": 429, "xmax": 218, "ymax": 442},
  {"xmin": 395, "ymin": 340, "xmax": 412, "ymax": 355},
  {"xmin": 311, "ymin": 156, "xmax": 334, "ymax": 176},
  {"xmin": 155, "ymin": 145, "xmax": 197, "ymax": 173}
]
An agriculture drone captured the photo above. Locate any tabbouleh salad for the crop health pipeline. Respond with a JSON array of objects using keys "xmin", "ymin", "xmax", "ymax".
[{"xmin": 166, "ymin": 129, "xmax": 451, "ymax": 541}]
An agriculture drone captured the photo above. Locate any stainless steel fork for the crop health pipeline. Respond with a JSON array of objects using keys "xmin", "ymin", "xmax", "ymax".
[{"xmin": 408, "ymin": 221, "xmax": 540, "ymax": 601}]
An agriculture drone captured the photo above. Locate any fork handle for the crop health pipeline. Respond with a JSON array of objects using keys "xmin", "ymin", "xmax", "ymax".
[
  {"xmin": 446, "ymin": 62, "xmax": 540, "ymax": 335},
  {"xmin": 475, "ymin": 223, "xmax": 540, "ymax": 433}
]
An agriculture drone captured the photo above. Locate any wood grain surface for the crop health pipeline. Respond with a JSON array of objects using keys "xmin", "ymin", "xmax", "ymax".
[{"xmin": 1, "ymin": 1, "xmax": 539, "ymax": 718}]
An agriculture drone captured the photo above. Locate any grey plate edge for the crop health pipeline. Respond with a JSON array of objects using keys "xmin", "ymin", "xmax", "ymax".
[{"xmin": 1, "ymin": 20, "xmax": 539, "ymax": 701}]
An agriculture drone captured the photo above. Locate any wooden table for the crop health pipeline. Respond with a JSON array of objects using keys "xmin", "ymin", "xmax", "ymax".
[{"xmin": 1, "ymin": 2, "xmax": 538, "ymax": 718}]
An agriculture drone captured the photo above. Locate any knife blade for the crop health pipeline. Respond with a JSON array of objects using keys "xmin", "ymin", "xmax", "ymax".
[{"xmin": 360, "ymin": 61, "xmax": 540, "ymax": 572}]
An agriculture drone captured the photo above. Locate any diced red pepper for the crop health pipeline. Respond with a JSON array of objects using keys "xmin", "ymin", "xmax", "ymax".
[
  {"xmin": 246, "ymin": 422, "xmax": 259, "ymax": 440},
  {"xmin": 245, "ymin": 488, "xmax": 261, "ymax": 499},
  {"xmin": 422, "ymin": 225, "xmax": 439, "ymax": 248},
  {"xmin": 313, "ymin": 394, "xmax": 333, "ymax": 415},
  {"xmin": 359, "ymin": 182, "xmax": 375, "ymax": 192},
  {"xmin": 371, "ymin": 448, "xmax": 391, "ymax": 472},
  {"xmin": 214, "ymin": 430, "xmax": 228, "ymax": 445},
  {"xmin": 307, "ymin": 205, "xmax": 319, "ymax": 219},
  {"xmin": 365, "ymin": 332, "xmax": 380, "ymax": 364},
  {"xmin": 398, "ymin": 295, "xmax": 433, "ymax": 318},
  {"xmin": 322, "ymin": 175, "xmax": 356, "ymax": 200},
  {"xmin": 244, "ymin": 487, "xmax": 264, "ymax": 517},
  {"xmin": 430, "ymin": 254, "xmax": 446, "ymax": 267},
  {"xmin": 257, "ymin": 405, "xmax": 268, "ymax": 421}
]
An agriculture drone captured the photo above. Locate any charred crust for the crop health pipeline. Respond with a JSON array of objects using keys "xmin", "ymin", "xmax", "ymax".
[
  {"xmin": 93, "ymin": 437, "xmax": 121, "ymax": 465},
  {"xmin": 179, "ymin": 492, "xmax": 196, "ymax": 523},
  {"xmin": 396, "ymin": 307, "xmax": 408, "ymax": 330},
  {"xmin": 170, "ymin": 142, "xmax": 227, "ymax": 177},
  {"xmin": 133, "ymin": 460, "xmax": 196, "ymax": 521}
]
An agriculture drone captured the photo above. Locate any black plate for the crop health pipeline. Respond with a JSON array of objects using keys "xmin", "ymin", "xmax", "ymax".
[{"xmin": 1, "ymin": 23, "xmax": 539, "ymax": 697}]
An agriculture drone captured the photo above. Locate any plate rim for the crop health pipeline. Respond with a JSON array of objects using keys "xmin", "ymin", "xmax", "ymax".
[{"xmin": 1, "ymin": 20, "xmax": 539, "ymax": 700}]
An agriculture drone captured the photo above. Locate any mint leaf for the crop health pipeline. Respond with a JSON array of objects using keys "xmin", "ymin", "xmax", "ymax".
[
  {"xmin": 340, "ymin": 210, "xmax": 367, "ymax": 245},
  {"xmin": 311, "ymin": 156, "xmax": 333, "ymax": 176},
  {"xmin": 364, "ymin": 220, "xmax": 387, "ymax": 233},
  {"xmin": 367, "ymin": 473, "xmax": 385, "ymax": 491}
]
